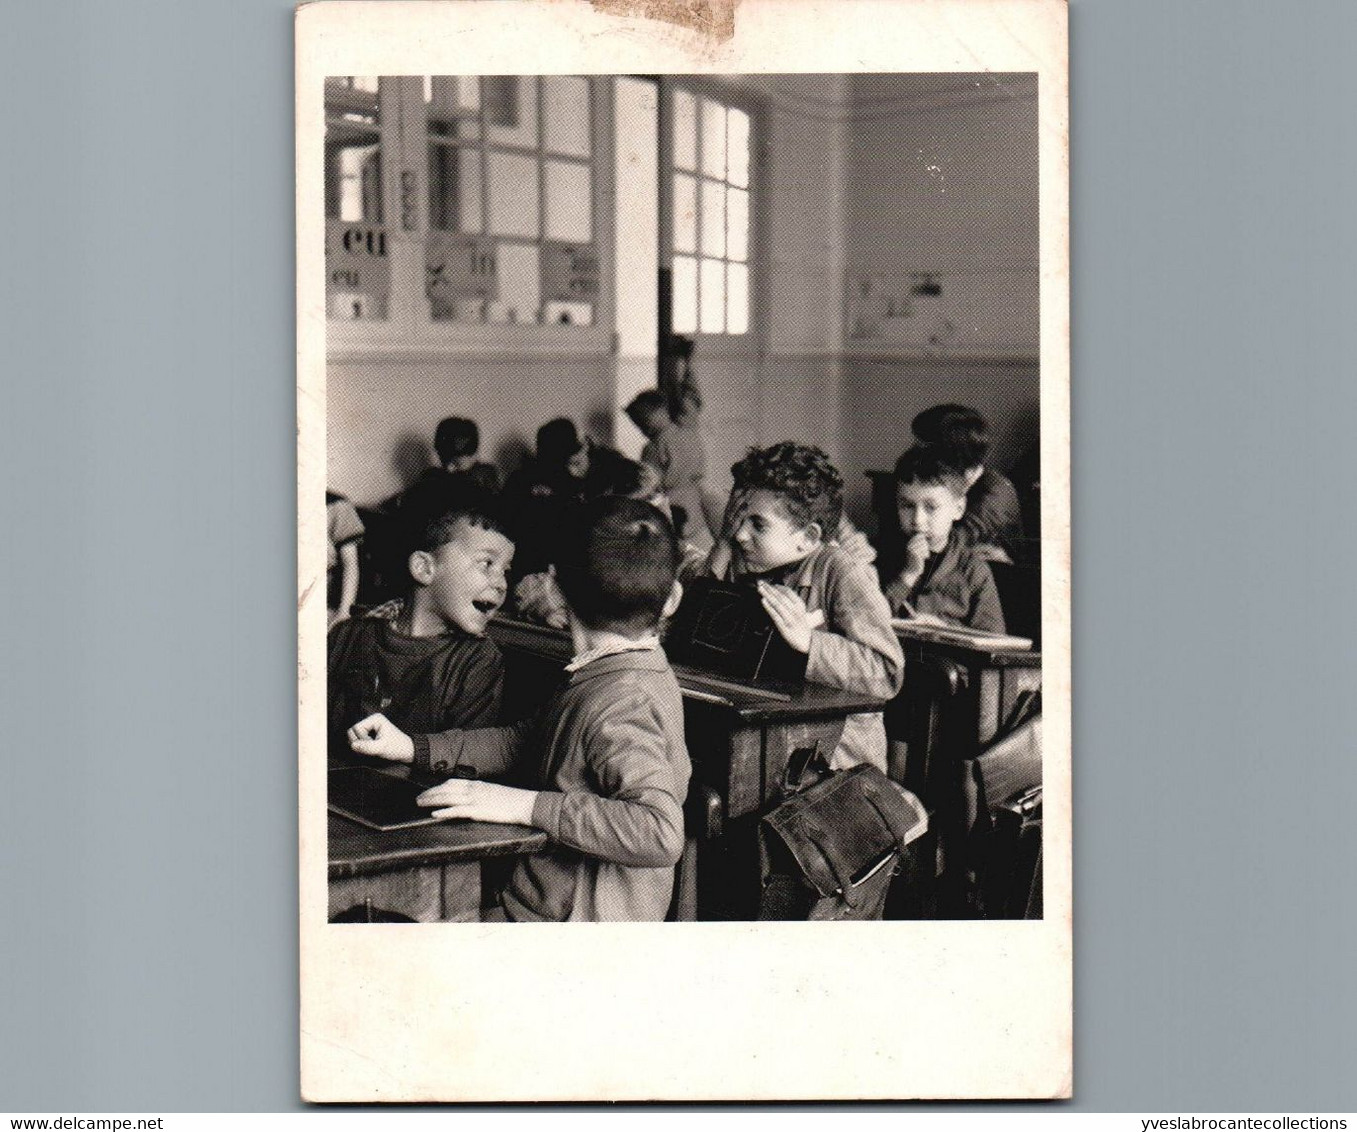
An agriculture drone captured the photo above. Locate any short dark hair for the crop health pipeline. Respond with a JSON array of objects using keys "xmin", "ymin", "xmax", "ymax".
[
  {"xmin": 911, "ymin": 403, "xmax": 989, "ymax": 469},
  {"xmin": 552, "ymin": 496, "xmax": 678, "ymax": 634},
  {"xmin": 730, "ymin": 442, "xmax": 844, "ymax": 535},
  {"xmin": 589, "ymin": 454, "xmax": 661, "ymax": 501},
  {"xmin": 400, "ymin": 477, "xmax": 509, "ymax": 564},
  {"xmin": 893, "ymin": 444, "xmax": 968, "ymax": 497},
  {"xmin": 433, "ymin": 417, "xmax": 479, "ymax": 464},
  {"xmin": 625, "ymin": 389, "xmax": 670, "ymax": 429}
]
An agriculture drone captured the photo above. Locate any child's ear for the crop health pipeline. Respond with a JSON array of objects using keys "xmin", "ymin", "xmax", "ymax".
[
  {"xmin": 949, "ymin": 492, "xmax": 968, "ymax": 522},
  {"xmin": 801, "ymin": 521, "xmax": 825, "ymax": 550},
  {"xmin": 661, "ymin": 579, "xmax": 684, "ymax": 621},
  {"xmin": 408, "ymin": 549, "xmax": 436, "ymax": 586}
]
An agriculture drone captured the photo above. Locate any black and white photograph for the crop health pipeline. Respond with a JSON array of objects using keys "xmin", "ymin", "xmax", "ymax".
[{"xmin": 298, "ymin": 0, "xmax": 1069, "ymax": 1102}]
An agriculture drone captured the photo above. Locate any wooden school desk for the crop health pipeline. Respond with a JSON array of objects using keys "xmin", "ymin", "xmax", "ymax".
[
  {"xmin": 328, "ymin": 761, "xmax": 549, "ymax": 922},
  {"xmin": 489, "ymin": 616, "xmax": 891, "ymax": 919},
  {"xmin": 887, "ymin": 625, "xmax": 1043, "ymax": 914}
]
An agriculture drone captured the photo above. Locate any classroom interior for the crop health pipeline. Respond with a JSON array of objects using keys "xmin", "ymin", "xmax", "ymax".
[{"xmin": 324, "ymin": 73, "xmax": 1043, "ymax": 923}]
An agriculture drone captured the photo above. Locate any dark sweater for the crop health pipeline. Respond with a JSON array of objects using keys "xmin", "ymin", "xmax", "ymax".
[{"xmin": 327, "ymin": 615, "xmax": 505, "ymax": 757}]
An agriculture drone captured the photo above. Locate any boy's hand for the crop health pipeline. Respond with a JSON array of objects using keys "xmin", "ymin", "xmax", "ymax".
[
  {"xmin": 758, "ymin": 581, "xmax": 814, "ymax": 653},
  {"xmin": 417, "ymin": 779, "xmax": 538, "ymax": 826},
  {"xmin": 347, "ymin": 713, "xmax": 414, "ymax": 763},
  {"xmin": 903, "ymin": 533, "xmax": 931, "ymax": 578}
]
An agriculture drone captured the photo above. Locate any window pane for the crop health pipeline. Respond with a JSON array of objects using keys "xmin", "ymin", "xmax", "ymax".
[
  {"xmin": 427, "ymin": 76, "xmax": 480, "ymax": 115},
  {"xmin": 673, "ymin": 255, "xmax": 698, "ymax": 334},
  {"xmin": 727, "ymin": 107, "xmax": 750, "ymax": 188},
  {"xmin": 673, "ymin": 173, "xmax": 697, "ymax": 254},
  {"xmin": 543, "ymin": 76, "xmax": 591, "ymax": 157},
  {"xmin": 701, "ymin": 99, "xmax": 726, "ymax": 178},
  {"xmin": 487, "ymin": 242, "xmax": 540, "ymax": 324},
  {"xmin": 726, "ymin": 187, "xmax": 748, "ymax": 262},
  {"xmin": 544, "ymin": 160, "xmax": 592, "ymax": 241},
  {"xmin": 486, "ymin": 76, "xmax": 538, "ymax": 149},
  {"xmin": 487, "ymin": 151, "xmax": 539, "ymax": 237},
  {"xmin": 726, "ymin": 262, "xmax": 749, "ymax": 334},
  {"xmin": 427, "ymin": 145, "xmax": 483, "ymax": 232},
  {"xmin": 335, "ymin": 143, "xmax": 381, "ymax": 222},
  {"xmin": 700, "ymin": 179, "xmax": 725, "ymax": 257},
  {"xmin": 674, "ymin": 88, "xmax": 697, "ymax": 171},
  {"xmin": 700, "ymin": 258, "xmax": 725, "ymax": 333}
]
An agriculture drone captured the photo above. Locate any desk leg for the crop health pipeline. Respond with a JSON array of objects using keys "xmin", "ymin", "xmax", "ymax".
[{"xmin": 439, "ymin": 862, "xmax": 483, "ymax": 923}]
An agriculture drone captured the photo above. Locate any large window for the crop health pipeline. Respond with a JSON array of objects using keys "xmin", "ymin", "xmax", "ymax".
[
  {"xmin": 425, "ymin": 76, "xmax": 598, "ymax": 326},
  {"xmin": 670, "ymin": 88, "xmax": 751, "ymax": 336}
]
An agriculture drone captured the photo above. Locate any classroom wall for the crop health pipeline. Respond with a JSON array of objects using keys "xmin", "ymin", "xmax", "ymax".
[
  {"xmin": 835, "ymin": 76, "xmax": 1041, "ymax": 524},
  {"xmin": 327, "ymin": 354, "xmax": 614, "ymax": 507}
]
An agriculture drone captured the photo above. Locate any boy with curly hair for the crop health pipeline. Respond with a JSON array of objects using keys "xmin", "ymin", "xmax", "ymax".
[{"xmin": 707, "ymin": 442, "xmax": 903, "ymax": 771}]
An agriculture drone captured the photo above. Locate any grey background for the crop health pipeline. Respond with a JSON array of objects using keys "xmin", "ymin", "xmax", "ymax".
[{"xmin": 2, "ymin": 0, "xmax": 1355, "ymax": 1112}]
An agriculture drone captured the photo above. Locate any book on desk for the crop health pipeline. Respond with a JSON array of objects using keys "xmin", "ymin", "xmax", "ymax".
[{"xmin": 890, "ymin": 617, "xmax": 1033, "ymax": 652}]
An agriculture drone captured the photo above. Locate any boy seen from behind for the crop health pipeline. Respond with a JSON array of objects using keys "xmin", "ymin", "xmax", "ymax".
[
  {"xmin": 350, "ymin": 496, "xmax": 691, "ymax": 923},
  {"xmin": 707, "ymin": 442, "xmax": 904, "ymax": 772},
  {"xmin": 884, "ymin": 445, "xmax": 1005, "ymax": 634}
]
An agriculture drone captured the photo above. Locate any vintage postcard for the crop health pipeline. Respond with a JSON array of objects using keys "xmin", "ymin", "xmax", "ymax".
[{"xmin": 299, "ymin": 0, "xmax": 1070, "ymax": 1101}]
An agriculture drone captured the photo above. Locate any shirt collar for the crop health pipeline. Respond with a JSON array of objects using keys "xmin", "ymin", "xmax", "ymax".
[{"xmin": 564, "ymin": 631, "xmax": 662, "ymax": 672}]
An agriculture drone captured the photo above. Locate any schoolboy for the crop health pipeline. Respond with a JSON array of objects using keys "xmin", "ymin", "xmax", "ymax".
[
  {"xmin": 626, "ymin": 388, "xmax": 711, "ymax": 546},
  {"xmin": 349, "ymin": 496, "xmax": 691, "ymax": 923},
  {"xmin": 327, "ymin": 479, "xmax": 514, "ymax": 762},
  {"xmin": 883, "ymin": 445, "xmax": 1005, "ymax": 633},
  {"xmin": 911, "ymin": 403, "xmax": 1023, "ymax": 558},
  {"xmin": 707, "ymin": 442, "xmax": 904, "ymax": 772},
  {"xmin": 433, "ymin": 416, "xmax": 500, "ymax": 494}
]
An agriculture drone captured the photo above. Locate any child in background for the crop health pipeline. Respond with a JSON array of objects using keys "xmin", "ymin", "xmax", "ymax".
[
  {"xmin": 911, "ymin": 403, "xmax": 1024, "ymax": 559},
  {"xmin": 328, "ymin": 479, "xmax": 514, "ymax": 766},
  {"xmin": 513, "ymin": 458, "xmax": 705, "ymax": 629},
  {"xmin": 706, "ymin": 442, "xmax": 903, "ymax": 772},
  {"xmin": 502, "ymin": 418, "xmax": 591, "ymax": 579},
  {"xmin": 883, "ymin": 445, "xmax": 1005, "ymax": 633},
  {"xmin": 326, "ymin": 491, "xmax": 364, "ymax": 627},
  {"xmin": 433, "ymin": 416, "xmax": 500, "ymax": 494},
  {"xmin": 626, "ymin": 388, "xmax": 711, "ymax": 547},
  {"xmin": 349, "ymin": 496, "xmax": 691, "ymax": 923}
]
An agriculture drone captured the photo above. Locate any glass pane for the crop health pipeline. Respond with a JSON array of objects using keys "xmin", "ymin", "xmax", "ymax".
[
  {"xmin": 487, "ymin": 242, "xmax": 540, "ymax": 325},
  {"xmin": 329, "ymin": 143, "xmax": 381, "ymax": 222},
  {"xmin": 486, "ymin": 76, "xmax": 538, "ymax": 149},
  {"xmin": 700, "ymin": 258, "xmax": 725, "ymax": 333},
  {"xmin": 726, "ymin": 186, "xmax": 748, "ymax": 262},
  {"xmin": 487, "ymin": 151, "xmax": 539, "ymax": 237},
  {"xmin": 726, "ymin": 262, "xmax": 749, "ymax": 334},
  {"xmin": 427, "ymin": 76, "xmax": 481, "ymax": 115},
  {"xmin": 427, "ymin": 145, "xmax": 483, "ymax": 233},
  {"xmin": 349, "ymin": 76, "xmax": 379, "ymax": 94},
  {"xmin": 700, "ymin": 179, "xmax": 725, "ymax": 257},
  {"xmin": 544, "ymin": 160, "xmax": 592, "ymax": 241},
  {"xmin": 544, "ymin": 300, "xmax": 594, "ymax": 327},
  {"xmin": 673, "ymin": 255, "xmax": 698, "ymax": 334},
  {"xmin": 673, "ymin": 88, "xmax": 697, "ymax": 171},
  {"xmin": 543, "ymin": 76, "xmax": 591, "ymax": 157},
  {"xmin": 701, "ymin": 99, "xmax": 726, "ymax": 179},
  {"xmin": 673, "ymin": 173, "xmax": 697, "ymax": 254},
  {"xmin": 727, "ymin": 107, "xmax": 750, "ymax": 187}
]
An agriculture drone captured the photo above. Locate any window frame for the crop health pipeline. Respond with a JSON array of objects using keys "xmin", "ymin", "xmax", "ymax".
[
  {"xmin": 658, "ymin": 77, "xmax": 763, "ymax": 357},
  {"xmin": 325, "ymin": 75, "xmax": 615, "ymax": 361}
]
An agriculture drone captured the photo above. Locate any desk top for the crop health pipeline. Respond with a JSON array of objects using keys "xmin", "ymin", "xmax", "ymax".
[
  {"xmin": 329, "ymin": 813, "xmax": 548, "ymax": 879},
  {"xmin": 489, "ymin": 616, "xmax": 888, "ymax": 725},
  {"xmin": 894, "ymin": 625, "xmax": 1043, "ymax": 669}
]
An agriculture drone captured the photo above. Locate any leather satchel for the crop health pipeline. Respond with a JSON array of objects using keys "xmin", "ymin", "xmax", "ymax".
[{"xmin": 757, "ymin": 747, "xmax": 929, "ymax": 921}]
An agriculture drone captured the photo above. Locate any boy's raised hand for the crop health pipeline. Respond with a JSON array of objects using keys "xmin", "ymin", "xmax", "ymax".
[
  {"xmin": 757, "ymin": 580, "xmax": 814, "ymax": 654},
  {"xmin": 417, "ymin": 779, "xmax": 538, "ymax": 826},
  {"xmin": 347, "ymin": 713, "xmax": 414, "ymax": 763}
]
